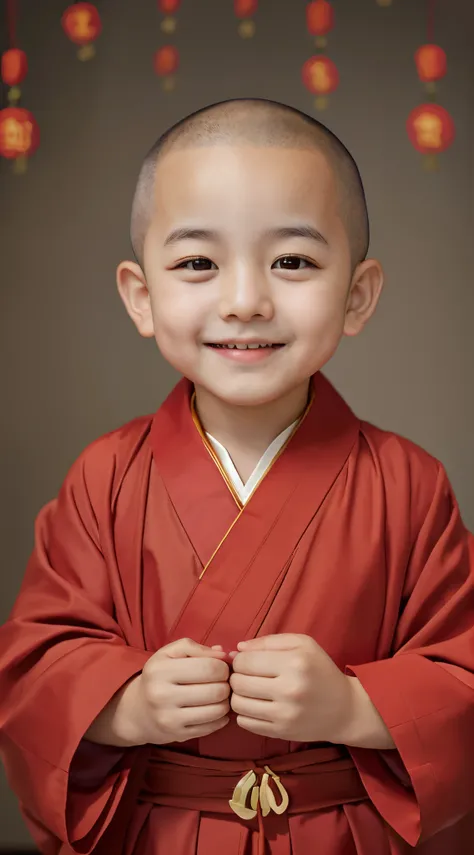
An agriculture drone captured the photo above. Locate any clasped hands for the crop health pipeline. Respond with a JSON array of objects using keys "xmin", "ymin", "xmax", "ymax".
[{"xmin": 125, "ymin": 634, "xmax": 376, "ymax": 747}]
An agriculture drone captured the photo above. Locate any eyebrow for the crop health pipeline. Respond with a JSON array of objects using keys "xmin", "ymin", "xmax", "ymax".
[
  {"xmin": 163, "ymin": 223, "xmax": 329, "ymax": 248},
  {"xmin": 268, "ymin": 225, "xmax": 329, "ymax": 247},
  {"xmin": 164, "ymin": 227, "xmax": 219, "ymax": 247}
]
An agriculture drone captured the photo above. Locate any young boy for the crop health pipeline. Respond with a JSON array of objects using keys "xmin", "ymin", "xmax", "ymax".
[{"xmin": 1, "ymin": 99, "xmax": 473, "ymax": 855}]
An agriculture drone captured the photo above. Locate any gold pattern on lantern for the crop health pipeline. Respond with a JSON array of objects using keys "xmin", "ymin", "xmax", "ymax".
[
  {"xmin": 238, "ymin": 20, "xmax": 256, "ymax": 38},
  {"xmin": 310, "ymin": 61, "xmax": 330, "ymax": 92},
  {"xmin": 70, "ymin": 9, "xmax": 95, "ymax": 41},
  {"xmin": 3, "ymin": 116, "xmax": 33, "ymax": 154},
  {"xmin": 413, "ymin": 111, "xmax": 443, "ymax": 149}
]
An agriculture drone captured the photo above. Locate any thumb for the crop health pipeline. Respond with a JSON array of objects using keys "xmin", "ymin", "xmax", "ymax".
[
  {"xmin": 237, "ymin": 634, "xmax": 306, "ymax": 652},
  {"xmin": 164, "ymin": 638, "xmax": 227, "ymax": 659}
]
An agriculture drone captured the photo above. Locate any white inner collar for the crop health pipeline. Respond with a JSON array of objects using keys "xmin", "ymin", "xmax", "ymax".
[{"xmin": 206, "ymin": 421, "xmax": 298, "ymax": 504}]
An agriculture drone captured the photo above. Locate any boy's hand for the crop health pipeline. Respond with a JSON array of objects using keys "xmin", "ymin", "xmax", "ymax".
[
  {"xmin": 230, "ymin": 634, "xmax": 394, "ymax": 749},
  {"xmin": 86, "ymin": 638, "xmax": 230, "ymax": 747}
]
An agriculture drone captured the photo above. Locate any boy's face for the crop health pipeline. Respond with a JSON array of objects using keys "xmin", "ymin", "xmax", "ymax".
[{"xmin": 118, "ymin": 144, "xmax": 382, "ymax": 408}]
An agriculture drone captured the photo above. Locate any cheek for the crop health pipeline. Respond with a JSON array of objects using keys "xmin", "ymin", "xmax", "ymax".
[
  {"xmin": 149, "ymin": 287, "xmax": 200, "ymax": 341},
  {"xmin": 287, "ymin": 285, "xmax": 347, "ymax": 342}
]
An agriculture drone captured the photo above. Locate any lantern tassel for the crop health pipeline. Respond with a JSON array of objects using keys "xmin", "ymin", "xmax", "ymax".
[
  {"xmin": 13, "ymin": 154, "xmax": 28, "ymax": 174},
  {"xmin": 423, "ymin": 153, "xmax": 439, "ymax": 172},
  {"xmin": 78, "ymin": 43, "xmax": 96, "ymax": 61}
]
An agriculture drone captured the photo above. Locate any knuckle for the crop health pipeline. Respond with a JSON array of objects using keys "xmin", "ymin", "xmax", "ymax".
[
  {"xmin": 290, "ymin": 653, "xmax": 305, "ymax": 672},
  {"xmin": 218, "ymin": 700, "xmax": 231, "ymax": 716},
  {"xmin": 157, "ymin": 710, "xmax": 177, "ymax": 733},
  {"xmin": 230, "ymin": 694, "xmax": 243, "ymax": 713},
  {"xmin": 214, "ymin": 660, "xmax": 230, "ymax": 680},
  {"xmin": 284, "ymin": 679, "xmax": 306, "ymax": 702},
  {"xmin": 218, "ymin": 681, "xmax": 231, "ymax": 700},
  {"xmin": 146, "ymin": 677, "xmax": 169, "ymax": 704},
  {"xmin": 290, "ymin": 653, "xmax": 311, "ymax": 678},
  {"xmin": 229, "ymin": 673, "xmax": 240, "ymax": 692}
]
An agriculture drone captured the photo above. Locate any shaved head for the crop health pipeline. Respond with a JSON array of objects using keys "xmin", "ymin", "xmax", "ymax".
[{"xmin": 130, "ymin": 98, "xmax": 370, "ymax": 269}]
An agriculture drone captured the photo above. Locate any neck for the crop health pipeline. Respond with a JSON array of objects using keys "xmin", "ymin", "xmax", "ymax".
[{"xmin": 194, "ymin": 380, "xmax": 311, "ymax": 482}]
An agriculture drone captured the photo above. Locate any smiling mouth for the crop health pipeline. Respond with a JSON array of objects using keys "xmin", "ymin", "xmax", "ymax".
[{"xmin": 205, "ymin": 343, "xmax": 284, "ymax": 350}]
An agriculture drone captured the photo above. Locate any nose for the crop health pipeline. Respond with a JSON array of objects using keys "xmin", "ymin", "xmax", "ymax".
[{"xmin": 218, "ymin": 264, "xmax": 274, "ymax": 323}]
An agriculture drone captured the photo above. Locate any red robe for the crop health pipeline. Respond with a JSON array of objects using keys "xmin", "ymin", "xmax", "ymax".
[{"xmin": 1, "ymin": 373, "xmax": 474, "ymax": 854}]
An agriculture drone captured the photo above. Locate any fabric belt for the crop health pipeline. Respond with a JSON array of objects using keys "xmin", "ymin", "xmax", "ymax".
[{"xmin": 139, "ymin": 745, "xmax": 368, "ymax": 852}]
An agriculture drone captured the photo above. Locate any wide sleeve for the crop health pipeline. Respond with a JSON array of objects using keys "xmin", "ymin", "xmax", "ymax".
[
  {"xmin": 0, "ymin": 453, "xmax": 152, "ymax": 854},
  {"xmin": 348, "ymin": 462, "xmax": 474, "ymax": 846}
]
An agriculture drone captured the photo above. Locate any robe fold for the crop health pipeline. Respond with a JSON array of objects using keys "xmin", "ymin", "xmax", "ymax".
[{"xmin": 0, "ymin": 373, "xmax": 473, "ymax": 854}]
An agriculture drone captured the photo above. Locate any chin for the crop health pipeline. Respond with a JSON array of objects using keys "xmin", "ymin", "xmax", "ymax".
[{"xmin": 198, "ymin": 376, "xmax": 299, "ymax": 409}]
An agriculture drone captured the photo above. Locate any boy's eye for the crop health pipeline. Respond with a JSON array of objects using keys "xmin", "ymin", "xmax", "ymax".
[
  {"xmin": 177, "ymin": 257, "xmax": 217, "ymax": 271},
  {"xmin": 273, "ymin": 256, "xmax": 314, "ymax": 271}
]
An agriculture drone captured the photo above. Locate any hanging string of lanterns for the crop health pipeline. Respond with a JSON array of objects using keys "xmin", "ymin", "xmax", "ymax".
[
  {"xmin": 406, "ymin": 0, "xmax": 455, "ymax": 169},
  {"xmin": 0, "ymin": 0, "xmax": 40, "ymax": 173},
  {"xmin": 159, "ymin": 0, "xmax": 181, "ymax": 34},
  {"xmin": 62, "ymin": 3, "xmax": 102, "ymax": 62},
  {"xmin": 234, "ymin": 0, "xmax": 258, "ymax": 40},
  {"xmin": 155, "ymin": 1, "xmax": 181, "ymax": 91},
  {"xmin": 1, "ymin": 47, "xmax": 27, "ymax": 106},
  {"xmin": 302, "ymin": 1, "xmax": 339, "ymax": 112},
  {"xmin": 1, "ymin": 1, "xmax": 459, "ymax": 176}
]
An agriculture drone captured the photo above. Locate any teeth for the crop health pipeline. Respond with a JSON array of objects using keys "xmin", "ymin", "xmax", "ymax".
[
  {"xmin": 212, "ymin": 343, "xmax": 277, "ymax": 350},
  {"xmin": 221, "ymin": 343, "xmax": 272, "ymax": 349}
]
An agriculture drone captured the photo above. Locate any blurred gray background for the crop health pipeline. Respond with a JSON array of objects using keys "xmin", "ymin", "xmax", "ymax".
[{"xmin": 1, "ymin": 0, "xmax": 473, "ymax": 846}]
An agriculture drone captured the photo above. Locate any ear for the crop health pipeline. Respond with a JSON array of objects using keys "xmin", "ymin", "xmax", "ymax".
[
  {"xmin": 116, "ymin": 260, "xmax": 155, "ymax": 338},
  {"xmin": 343, "ymin": 258, "xmax": 384, "ymax": 338}
]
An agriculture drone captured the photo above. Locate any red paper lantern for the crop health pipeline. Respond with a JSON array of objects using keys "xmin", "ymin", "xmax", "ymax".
[
  {"xmin": 62, "ymin": 3, "xmax": 102, "ymax": 60},
  {"xmin": 154, "ymin": 45, "xmax": 179, "ymax": 90},
  {"xmin": 415, "ymin": 44, "xmax": 447, "ymax": 84},
  {"xmin": 1, "ymin": 48, "xmax": 28, "ymax": 87},
  {"xmin": 407, "ymin": 104, "xmax": 455, "ymax": 156},
  {"xmin": 0, "ymin": 106, "xmax": 40, "ymax": 160},
  {"xmin": 158, "ymin": 0, "xmax": 181, "ymax": 33},
  {"xmin": 154, "ymin": 45, "xmax": 179, "ymax": 76},
  {"xmin": 306, "ymin": 1, "xmax": 334, "ymax": 44},
  {"xmin": 234, "ymin": 0, "xmax": 257, "ymax": 37},
  {"xmin": 234, "ymin": 0, "xmax": 258, "ymax": 17},
  {"xmin": 158, "ymin": 0, "xmax": 181, "ymax": 11},
  {"xmin": 302, "ymin": 55, "xmax": 339, "ymax": 109}
]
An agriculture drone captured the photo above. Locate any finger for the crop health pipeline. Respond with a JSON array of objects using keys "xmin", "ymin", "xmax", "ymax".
[
  {"xmin": 169, "ymin": 657, "xmax": 229, "ymax": 684},
  {"xmin": 230, "ymin": 673, "xmax": 276, "ymax": 700},
  {"xmin": 182, "ymin": 715, "xmax": 230, "ymax": 740},
  {"xmin": 231, "ymin": 694, "xmax": 274, "ymax": 722},
  {"xmin": 232, "ymin": 651, "xmax": 282, "ymax": 677},
  {"xmin": 165, "ymin": 638, "xmax": 228, "ymax": 659},
  {"xmin": 237, "ymin": 634, "xmax": 305, "ymax": 652},
  {"xmin": 236, "ymin": 715, "xmax": 277, "ymax": 738},
  {"xmin": 181, "ymin": 702, "xmax": 230, "ymax": 727},
  {"xmin": 177, "ymin": 681, "xmax": 230, "ymax": 707}
]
